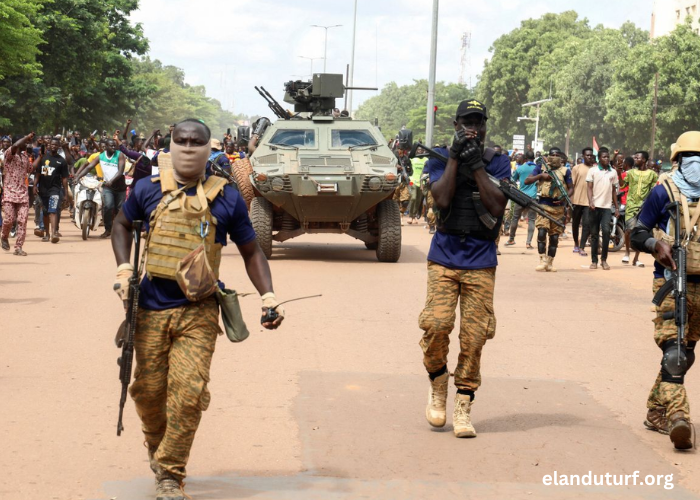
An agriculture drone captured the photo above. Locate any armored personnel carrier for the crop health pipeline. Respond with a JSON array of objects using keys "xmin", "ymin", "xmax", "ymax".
[{"xmin": 247, "ymin": 74, "xmax": 401, "ymax": 262}]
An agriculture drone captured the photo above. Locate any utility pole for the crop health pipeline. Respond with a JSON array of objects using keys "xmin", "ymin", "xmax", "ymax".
[
  {"xmin": 311, "ymin": 24, "xmax": 342, "ymax": 73},
  {"xmin": 650, "ymin": 72, "xmax": 659, "ymax": 160},
  {"xmin": 347, "ymin": 0, "xmax": 358, "ymax": 114},
  {"xmin": 425, "ymin": 0, "xmax": 439, "ymax": 148}
]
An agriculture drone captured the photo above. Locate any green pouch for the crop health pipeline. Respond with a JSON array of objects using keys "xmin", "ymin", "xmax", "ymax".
[{"xmin": 215, "ymin": 288, "xmax": 250, "ymax": 342}]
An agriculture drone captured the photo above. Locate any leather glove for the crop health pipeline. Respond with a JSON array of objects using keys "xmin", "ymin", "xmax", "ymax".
[
  {"xmin": 261, "ymin": 292, "xmax": 285, "ymax": 326},
  {"xmin": 113, "ymin": 263, "xmax": 133, "ymax": 301}
]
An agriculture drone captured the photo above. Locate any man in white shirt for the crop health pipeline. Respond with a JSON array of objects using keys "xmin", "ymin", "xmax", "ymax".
[{"xmin": 586, "ymin": 148, "xmax": 620, "ymax": 270}]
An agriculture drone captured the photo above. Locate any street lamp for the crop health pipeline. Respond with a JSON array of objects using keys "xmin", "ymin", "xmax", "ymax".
[
  {"xmin": 311, "ymin": 24, "xmax": 342, "ymax": 73},
  {"xmin": 520, "ymin": 98, "xmax": 552, "ymax": 152},
  {"xmin": 298, "ymin": 56, "xmax": 322, "ymax": 79}
]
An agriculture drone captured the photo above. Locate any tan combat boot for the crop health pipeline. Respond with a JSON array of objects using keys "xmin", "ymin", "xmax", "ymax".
[
  {"xmin": 668, "ymin": 411, "xmax": 693, "ymax": 450},
  {"xmin": 535, "ymin": 255, "xmax": 547, "ymax": 272},
  {"xmin": 155, "ymin": 470, "xmax": 186, "ymax": 500},
  {"xmin": 426, "ymin": 371, "xmax": 450, "ymax": 427},
  {"xmin": 644, "ymin": 406, "xmax": 670, "ymax": 435},
  {"xmin": 453, "ymin": 394, "xmax": 476, "ymax": 438},
  {"xmin": 545, "ymin": 255, "xmax": 557, "ymax": 272}
]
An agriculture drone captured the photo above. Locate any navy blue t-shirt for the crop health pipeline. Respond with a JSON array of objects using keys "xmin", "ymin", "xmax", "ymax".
[
  {"xmin": 426, "ymin": 149, "xmax": 511, "ymax": 270},
  {"xmin": 121, "ymin": 174, "xmax": 257, "ymax": 310},
  {"xmin": 530, "ymin": 164, "xmax": 572, "ymax": 206}
]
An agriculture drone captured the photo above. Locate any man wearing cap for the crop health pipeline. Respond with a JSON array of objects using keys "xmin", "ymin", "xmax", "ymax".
[
  {"xmin": 525, "ymin": 147, "xmax": 573, "ymax": 272},
  {"xmin": 207, "ymin": 138, "xmax": 232, "ymax": 178},
  {"xmin": 631, "ymin": 131, "xmax": 700, "ymax": 450},
  {"xmin": 420, "ymin": 100, "xmax": 509, "ymax": 438}
]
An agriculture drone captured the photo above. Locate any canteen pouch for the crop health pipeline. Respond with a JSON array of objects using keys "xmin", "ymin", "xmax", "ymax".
[
  {"xmin": 215, "ymin": 288, "xmax": 250, "ymax": 342},
  {"xmin": 175, "ymin": 243, "xmax": 219, "ymax": 302}
]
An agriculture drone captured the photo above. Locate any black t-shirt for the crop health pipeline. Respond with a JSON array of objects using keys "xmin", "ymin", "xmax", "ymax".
[{"xmin": 36, "ymin": 153, "xmax": 69, "ymax": 196}]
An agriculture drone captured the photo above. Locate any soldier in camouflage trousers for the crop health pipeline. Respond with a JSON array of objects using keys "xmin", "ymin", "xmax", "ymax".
[
  {"xmin": 631, "ymin": 130, "xmax": 700, "ymax": 450},
  {"xmin": 420, "ymin": 100, "xmax": 509, "ymax": 439},
  {"xmin": 112, "ymin": 119, "xmax": 284, "ymax": 500}
]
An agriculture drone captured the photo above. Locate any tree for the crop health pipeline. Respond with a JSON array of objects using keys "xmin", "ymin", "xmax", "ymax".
[
  {"xmin": 476, "ymin": 11, "xmax": 592, "ymax": 148},
  {"xmin": 0, "ymin": 0, "xmax": 148, "ymax": 132},
  {"xmin": 355, "ymin": 81, "xmax": 473, "ymax": 143},
  {"xmin": 606, "ymin": 21, "xmax": 700, "ymax": 155},
  {"xmin": 0, "ymin": 0, "xmax": 44, "ymax": 81}
]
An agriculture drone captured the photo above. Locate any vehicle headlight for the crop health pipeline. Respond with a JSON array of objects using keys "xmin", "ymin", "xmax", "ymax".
[
  {"xmin": 271, "ymin": 177, "xmax": 285, "ymax": 192},
  {"xmin": 368, "ymin": 176, "xmax": 382, "ymax": 191}
]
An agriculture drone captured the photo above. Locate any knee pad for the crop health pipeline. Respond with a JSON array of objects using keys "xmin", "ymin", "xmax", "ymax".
[
  {"xmin": 548, "ymin": 234, "xmax": 559, "ymax": 248},
  {"xmin": 687, "ymin": 340, "xmax": 697, "ymax": 370},
  {"xmin": 660, "ymin": 339, "xmax": 689, "ymax": 384},
  {"xmin": 537, "ymin": 228, "xmax": 547, "ymax": 254}
]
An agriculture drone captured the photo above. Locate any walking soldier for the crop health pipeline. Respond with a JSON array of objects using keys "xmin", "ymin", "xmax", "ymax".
[{"xmin": 111, "ymin": 119, "xmax": 284, "ymax": 499}]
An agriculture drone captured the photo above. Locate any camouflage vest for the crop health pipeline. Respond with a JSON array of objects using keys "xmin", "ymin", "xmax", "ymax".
[
  {"xmin": 538, "ymin": 165, "xmax": 567, "ymax": 199},
  {"xmin": 145, "ymin": 169, "xmax": 228, "ymax": 281}
]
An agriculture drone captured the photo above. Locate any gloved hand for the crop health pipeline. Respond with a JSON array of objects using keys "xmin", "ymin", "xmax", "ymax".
[
  {"xmin": 449, "ymin": 128, "xmax": 470, "ymax": 159},
  {"xmin": 113, "ymin": 263, "xmax": 134, "ymax": 301},
  {"xmin": 459, "ymin": 141, "xmax": 485, "ymax": 172},
  {"xmin": 261, "ymin": 292, "xmax": 285, "ymax": 329}
]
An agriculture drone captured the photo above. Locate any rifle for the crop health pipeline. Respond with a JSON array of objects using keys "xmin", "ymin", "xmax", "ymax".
[
  {"xmin": 652, "ymin": 201, "xmax": 688, "ymax": 380},
  {"xmin": 255, "ymin": 86, "xmax": 289, "ymax": 120},
  {"xmin": 116, "ymin": 220, "xmax": 143, "ymax": 436},
  {"xmin": 536, "ymin": 155, "xmax": 573, "ymax": 212},
  {"xmin": 412, "ymin": 143, "xmax": 565, "ymax": 229}
]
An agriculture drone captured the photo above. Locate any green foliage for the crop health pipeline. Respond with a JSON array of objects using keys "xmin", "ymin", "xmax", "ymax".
[
  {"xmin": 606, "ymin": 22, "xmax": 700, "ymax": 155},
  {"xmin": 476, "ymin": 11, "xmax": 592, "ymax": 148},
  {"xmin": 0, "ymin": 0, "xmax": 44, "ymax": 81},
  {"xmin": 355, "ymin": 80, "xmax": 473, "ymax": 143},
  {"xmin": 0, "ymin": 0, "xmax": 237, "ymax": 138}
]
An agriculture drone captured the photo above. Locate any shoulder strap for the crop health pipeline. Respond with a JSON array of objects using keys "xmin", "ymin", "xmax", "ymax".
[
  {"xmin": 158, "ymin": 168, "xmax": 179, "ymax": 193},
  {"xmin": 157, "ymin": 152, "xmax": 173, "ymax": 170},
  {"xmin": 202, "ymin": 175, "xmax": 228, "ymax": 202},
  {"xmin": 664, "ymin": 178, "xmax": 694, "ymax": 238}
]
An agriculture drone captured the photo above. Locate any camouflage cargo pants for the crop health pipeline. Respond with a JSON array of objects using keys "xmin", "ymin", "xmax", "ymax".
[
  {"xmin": 647, "ymin": 278, "xmax": 700, "ymax": 420},
  {"xmin": 393, "ymin": 183, "xmax": 410, "ymax": 204},
  {"xmin": 535, "ymin": 204, "xmax": 566, "ymax": 236},
  {"xmin": 130, "ymin": 296, "xmax": 221, "ymax": 482},
  {"xmin": 419, "ymin": 263, "xmax": 497, "ymax": 391}
]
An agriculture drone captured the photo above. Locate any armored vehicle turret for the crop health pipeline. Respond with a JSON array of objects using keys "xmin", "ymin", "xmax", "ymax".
[{"xmin": 247, "ymin": 74, "xmax": 402, "ymax": 262}]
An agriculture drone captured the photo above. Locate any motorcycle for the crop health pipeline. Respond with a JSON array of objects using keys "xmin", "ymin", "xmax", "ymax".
[
  {"xmin": 598, "ymin": 192, "xmax": 625, "ymax": 254},
  {"xmin": 74, "ymin": 175, "xmax": 103, "ymax": 240}
]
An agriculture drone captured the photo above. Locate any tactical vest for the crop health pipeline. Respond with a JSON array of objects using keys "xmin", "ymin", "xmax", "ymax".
[
  {"xmin": 145, "ymin": 169, "xmax": 228, "ymax": 281},
  {"xmin": 656, "ymin": 177, "xmax": 700, "ymax": 274},
  {"xmin": 437, "ymin": 165, "xmax": 502, "ymax": 241},
  {"xmin": 538, "ymin": 166, "xmax": 567, "ymax": 200}
]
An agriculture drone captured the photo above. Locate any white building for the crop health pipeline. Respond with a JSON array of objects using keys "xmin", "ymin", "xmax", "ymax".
[{"xmin": 652, "ymin": 0, "xmax": 700, "ymax": 38}]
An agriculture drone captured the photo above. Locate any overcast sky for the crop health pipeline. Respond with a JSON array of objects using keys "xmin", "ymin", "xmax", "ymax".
[{"xmin": 131, "ymin": 0, "xmax": 652, "ymax": 118}]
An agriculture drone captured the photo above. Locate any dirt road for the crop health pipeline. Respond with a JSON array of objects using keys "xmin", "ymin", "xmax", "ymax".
[{"xmin": 1, "ymin": 218, "xmax": 699, "ymax": 500}]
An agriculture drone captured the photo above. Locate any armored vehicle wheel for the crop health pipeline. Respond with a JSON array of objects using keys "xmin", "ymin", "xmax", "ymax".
[
  {"xmin": 251, "ymin": 197, "xmax": 273, "ymax": 258},
  {"xmin": 364, "ymin": 241, "xmax": 378, "ymax": 250},
  {"xmin": 376, "ymin": 199, "xmax": 401, "ymax": 262},
  {"xmin": 233, "ymin": 162, "xmax": 255, "ymax": 210}
]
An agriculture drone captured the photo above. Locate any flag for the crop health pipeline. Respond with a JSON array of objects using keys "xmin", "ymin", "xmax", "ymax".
[{"xmin": 592, "ymin": 136, "xmax": 600, "ymax": 158}]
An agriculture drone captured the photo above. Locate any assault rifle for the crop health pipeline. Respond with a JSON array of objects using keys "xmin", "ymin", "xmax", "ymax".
[
  {"xmin": 255, "ymin": 86, "xmax": 289, "ymax": 120},
  {"xmin": 652, "ymin": 202, "xmax": 688, "ymax": 380},
  {"xmin": 116, "ymin": 220, "xmax": 143, "ymax": 436},
  {"xmin": 535, "ymin": 155, "xmax": 573, "ymax": 212},
  {"xmin": 411, "ymin": 143, "xmax": 565, "ymax": 229}
]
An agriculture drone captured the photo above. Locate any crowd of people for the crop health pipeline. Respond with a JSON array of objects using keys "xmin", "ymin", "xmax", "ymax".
[
  {"xmin": 500, "ymin": 145, "xmax": 660, "ymax": 271},
  {"xmin": 0, "ymin": 122, "xmax": 252, "ymax": 256}
]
